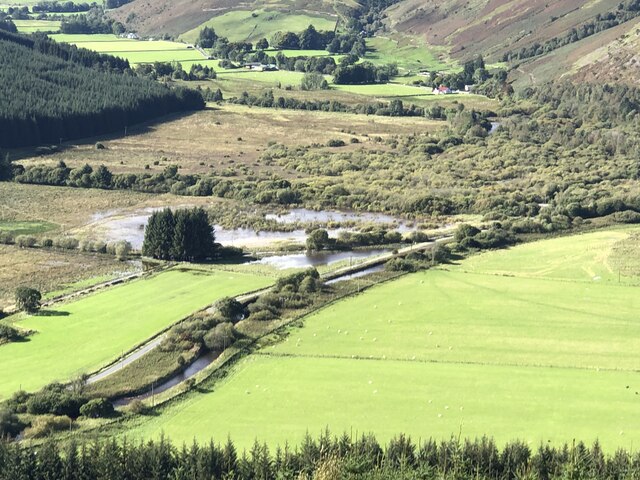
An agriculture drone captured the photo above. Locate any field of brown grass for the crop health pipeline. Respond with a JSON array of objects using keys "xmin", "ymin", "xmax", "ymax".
[
  {"xmin": 17, "ymin": 104, "xmax": 445, "ymax": 178},
  {"xmin": 0, "ymin": 244, "xmax": 134, "ymax": 310}
]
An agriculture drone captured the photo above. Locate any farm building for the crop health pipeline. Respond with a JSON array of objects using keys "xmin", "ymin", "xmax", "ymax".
[{"xmin": 433, "ymin": 85, "xmax": 452, "ymax": 95}]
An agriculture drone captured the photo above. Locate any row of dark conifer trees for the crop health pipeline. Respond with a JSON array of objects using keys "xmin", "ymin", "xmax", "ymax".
[
  {"xmin": 0, "ymin": 30, "xmax": 204, "ymax": 148},
  {"xmin": 0, "ymin": 433, "xmax": 638, "ymax": 480},
  {"xmin": 142, "ymin": 208, "xmax": 216, "ymax": 262}
]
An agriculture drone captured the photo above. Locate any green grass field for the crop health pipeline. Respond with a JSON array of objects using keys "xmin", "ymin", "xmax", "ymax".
[
  {"xmin": 365, "ymin": 36, "xmax": 453, "ymax": 73},
  {"xmin": 0, "ymin": 267, "xmax": 271, "ymax": 400},
  {"xmin": 0, "ymin": 220, "xmax": 57, "ymax": 236},
  {"xmin": 180, "ymin": 9, "xmax": 338, "ymax": 44},
  {"xmin": 130, "ymin": 227, "xmax": 640, "ymax": 450},
  {"xmin": 13, "ymin": 19, "xmax": 60, "ymax": 33}
]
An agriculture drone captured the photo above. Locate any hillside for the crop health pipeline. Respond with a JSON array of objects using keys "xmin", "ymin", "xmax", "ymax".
[
  {"xmin": 383, "ymin": 0, "xmax": 623, "ymax": 62},
  {"xmin": 110, "ymin": 0, "xmax": 356, "ymax": 38},
  {"xmin": 508, "ymin": 17, "xmax": 640, "ymax": 87},
  {"xmin": 0, "ymin": 31, "xmax": 204, "ymax": 148}
]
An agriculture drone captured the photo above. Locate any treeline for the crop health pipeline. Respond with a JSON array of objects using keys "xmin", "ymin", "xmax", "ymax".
[
  {"xmin": 135, "ymin": 61, "xmax": 217, "ymax": 81},
  {"xmin": 195, "ymin": 25, "xmax": 395, "ymax": 80},
  {"xmin": 0, "ymin": 32, "xmax": 204, "ymax": 148},
  {"xmin": 142, "ymin": 208, "xmax": 216, "ymax": 262},
  {"xmin": 228, "ymin": 90, "xmax": 454, "ymax": 120},
  {"xmin": 503, "ymin": 0, "xmax": 640, "ymax": 62},
  {"xmin": 60, "ymin": 6, "xmax": 124, "ymax": 34},
  {"xmin": 1, "ymin": 433, "xmax": 639, "ymax": 479},
  {"xmin": 32, "ymin": 1, "xmax": 94, "ymax": 13}
]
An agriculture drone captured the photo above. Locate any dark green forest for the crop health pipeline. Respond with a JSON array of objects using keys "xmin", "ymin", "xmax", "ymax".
[
  {"xmin": 1, "ymin": 433, "xmax": 640, "ymax": 480},
  {"xmin": 0, "ymin": 31, "xmax": 204, "ymax": 148}
]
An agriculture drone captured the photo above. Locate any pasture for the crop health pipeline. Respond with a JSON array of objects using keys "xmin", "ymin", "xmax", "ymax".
[
  {"xmin": 179, "ymin": 9, "xmax": 338, "ymax": 44},
  {"xmin": 0, "ymin": 267, "xmax": 271, "ymax": 399},
  {"xmin": 13, "ymin": 19, "xmax": 60, "ymax": 33},
  {"xmin": 48, "ymin": 34, "xmax": 204, "ymax": 65},
  {"xmin": 129, "ymin": 227, "xmax": 640, "ymax": 450}
]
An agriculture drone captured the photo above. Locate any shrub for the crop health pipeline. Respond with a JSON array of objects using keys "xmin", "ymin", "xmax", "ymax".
[
  {"xmin": 0, "ymin": 409, "xmax": 25, "ymax": 438},
  {"xmin": 42, "ymin": 238, "xmax": 54, "ymax": 247},
  {"xmin": 215, "ymin": 297, "xmax": 244, "ymax": 322},
  {"xmin": 0, "ymin": 323, "xmax": 23, "ymax": 344},
  {"xmin": 203, "ymin": 322, "xmax": 235, "ymax": 351},
  {"xmin": 79, "ymin": 398, "xmax": 114, "ymax": 418},
  {"xmin": 15, "ymin": 287, "xmax": 41, "ymax": 313},
  {"xmin": 127, "ymin": 400, "xmax": 149, "ymax": 415},
  {"xmin": 0, "ymin": 231, "xmax": 14, "ymax": 244},
  {"xmin": 114, "ymin": 240, "xmax": 132, "ymax": 260},
  {"xmin": 95, "ymin": 142, "xmax": 106, "ymax": 150},
  {"xmin": 327, "ymin": 139, "xmax": 346, "ymax": 147},
  {"xmin": 24, "ymin": 415, "xmax": 72, "ymax": 439},
  {"xmin": 15, "ymin": 235, "xmax": 37, "ymax": 248},
  {"xmin": 54, "ymin": 236, "xmax": 79, "ymax": 250}
]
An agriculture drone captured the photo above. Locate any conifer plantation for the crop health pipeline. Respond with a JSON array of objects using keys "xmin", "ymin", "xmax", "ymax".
[
  {"xmin": 142, "ymin": 207, "xmax": 216, "ymax": 261},
  {"xmin": 0, "ymin": 31, "xmax": 205, "ymax": 148}
]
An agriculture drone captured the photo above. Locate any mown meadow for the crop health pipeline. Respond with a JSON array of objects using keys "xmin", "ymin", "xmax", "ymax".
[
  {"xmin": 125, "ymin": 227, "xmax": 640, "ymax": 450},
  {"xmin": 0, "ymin": 267, "xmax": 271, "ymax": 399}
]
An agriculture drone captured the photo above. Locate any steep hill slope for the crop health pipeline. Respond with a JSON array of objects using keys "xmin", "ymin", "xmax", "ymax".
[
  {"xmin": 110, "ymin": 0, "xmax": 356, "ymax": 38},
  {"xmin": 508, "ymin": 17, "xmax": 640, "ymax": 87},
  {"xmin": 384, "ymin": 0, "xmax": 627, "ymax": 62}
]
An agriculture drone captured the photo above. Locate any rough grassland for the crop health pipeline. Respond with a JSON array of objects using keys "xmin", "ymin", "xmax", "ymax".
[
  {"xmin": 18, "ymin": 104, "xmax": 443, "ymax": 177},
  {"xmin": 0, "ymin": 244, "xmax": 130, "ymax": 310},
  {"xmin": 179, "ymin": 9, "xmax": 337, "ymax": 44},
  {"xmin": 130, "ymin": 228, "xmax": 640, "ymax": 450},
  {"xmin": 0, "ymin": 268, "xmax": 271, "ymax": 399}
]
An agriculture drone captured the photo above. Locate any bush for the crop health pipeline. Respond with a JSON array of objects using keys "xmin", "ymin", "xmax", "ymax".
[
  {"xmin": 54, "ymin": 236, "xmax": 79, "ymax": 250},
  {"xmin": 79, "ymin": 398, "xmax": 114, "ymax": 418},
  {"xmin": 385, "ymin": 258, "xmax": 418, "ymax": 272},
  {"xmin": 15, "ymin": 235, "xmax": 37, "ymax": 248},
  {"xmin": 26, "ymin": 383, "xmax": 87, "ymax": 417},
  {"xmin": 24, "ymin": 415, "xmax": 72, "ymax": 439},
  {"xmin": 127, "ymin": 399, "xmax": 149, "ymax": 415},
  {"xmin": 42, "ymin": 238, "xmax": 54, "ymax": 247},
  {"xmin": 203, "ymin": 322, "xmax": 235, "ymax": 351},
  {"xmin": 327, "ymin": 139, "xmax": 346, "ymax": 147},
  {"xmin": 0, "ymin": 323, "xmax": 24, "ymax": 344},
  {"xmin": 95, "ymin": 142, "xmax": 106, "ymax": 150},
  {"xmin": 215, "ymin": 297, "xmax": 244, "ymax": 322},
  {"xmin": 0, "ymin": 409, "xmax": 25, "ymax": 438},
  {"xmin": 15, "ymin": 287, "xmax": 41, "ymax": 313},
  {"xmin": 0, "ymin": 231, "xmax": 14, "ymax": 245}
]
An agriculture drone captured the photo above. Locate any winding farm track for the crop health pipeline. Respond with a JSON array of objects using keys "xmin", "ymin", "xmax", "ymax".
[{"xmin": 85, "ymin": 236, "xmax": 452, "ymax": 385}]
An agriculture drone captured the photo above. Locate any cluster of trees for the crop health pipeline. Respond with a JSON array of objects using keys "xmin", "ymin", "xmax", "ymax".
[
  {"xmin": 306, "ymin": 227, "xmax": 426, "ymax": 251},
  {"xmin": 229, "ymin": 90, "xmax": 449, "ymax": 119},
  {"xmin": 163, "ymin": 297, "xmax": 243, "ymax": 356},
  {"xmin": 135, "ymin": 61, "xmax": 216, "ymax": 81},
  {"xmin": 503, "ymin": 0, "xmax": 640, "ymax": 62},
  {"xmin": 333, "ymin": 61, "xmax": 397, "ymax": 84},
  {"xmin": 1, "ymin": 383, "xmax": 114, "ymax": 438},
  {"xmin": 410, "ymin": 55, "xmax": 510, "ymax": 97},
  {"xmin": 1, "ymin": 433, "xmax": 639, "ymax": 479},
  {"xmin": 0, "ymin": 31, "xmax": 204, "ymax": 148},
  {"xmin": 247, "ymin": 269, "xmax": 321, "ymax": 321},
  {"xmin": 0, "ymin": 19, "xmax": 16, "ymax": 33},
  {"xmin": 60, "ymin": 7, "xmax": 124, "ymax": 34},
  {"xmin": 32, "ymin": 1, "xmax": 94, "ymax": 13},
  {"xmin": 142, "ymin": 208, "xmax": 216, "ymax": 262}
]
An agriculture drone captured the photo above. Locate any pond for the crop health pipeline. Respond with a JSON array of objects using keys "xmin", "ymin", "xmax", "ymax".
[{"xmin": 89, "ymin": 208, "xmax": 413, "ymax": 250}]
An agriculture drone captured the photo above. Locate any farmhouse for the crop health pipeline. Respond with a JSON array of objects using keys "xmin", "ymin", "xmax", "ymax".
[
  {"xmin": 433, "ymin": 85, "xmax": 452, "ymax": 95},
  {"xmin": 244, "ymin": 62, "xmax": 278, "ymax": 72}
]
